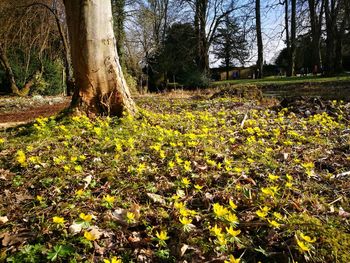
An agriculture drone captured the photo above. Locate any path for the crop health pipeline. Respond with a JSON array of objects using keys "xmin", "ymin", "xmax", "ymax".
[{"xmin": 0, "ymin": 97, "xmax": 70, "ymax": 129}]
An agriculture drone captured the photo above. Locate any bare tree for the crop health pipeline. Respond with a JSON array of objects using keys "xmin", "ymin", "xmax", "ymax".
[
  {"xmin": 255, "ymin": 0, "xmax": 263, "ymax": 78},
  {"xmin": 0, "ymin": 0, "xmax": 56, "ymax": 96}
]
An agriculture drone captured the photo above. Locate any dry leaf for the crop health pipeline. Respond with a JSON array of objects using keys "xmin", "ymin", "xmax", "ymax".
[{"xmin": 0, "ymin": 216, "xmax": 8, "ymax": 224}]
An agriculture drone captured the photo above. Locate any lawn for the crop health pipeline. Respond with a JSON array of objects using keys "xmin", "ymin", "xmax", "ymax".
[
  {"xmin": 212, "ymin": 75, "xmax": 350, "ymax": 87},
  {"xmin": 0, "ymin": 91, "xmax": 350, "ymax": 262}
]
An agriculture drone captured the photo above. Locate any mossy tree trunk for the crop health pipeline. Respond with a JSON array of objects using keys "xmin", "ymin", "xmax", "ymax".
[{"xmin": 63, "ymin": 0, "xmax": 136, "ymax": 117}]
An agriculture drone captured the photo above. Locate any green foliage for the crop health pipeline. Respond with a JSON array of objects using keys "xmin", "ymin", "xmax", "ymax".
[
  {"xmin": 212, "ymin": 15, "xmax": 249, "ymax": 69},
  {"xmin": 6, "ymin": 244, "xmax": 45, "ymax": 263},
  {"xmin": 123, "ymin": 69, "xmax": 138, "ymax": 94},
  {"xmin": 46, "ymin": 245, "xmax": 74, "ymax": 261},
  {"xmin": 148, "ymin": 23, "xmax": 208, "ymax": 89},
  {"xmin": 0, "ymin": 49, "xmax": 64, "ymax": 95},
  {"xmin": 39, "ymin": 59, "xmax": 64, "ymax": 96}
]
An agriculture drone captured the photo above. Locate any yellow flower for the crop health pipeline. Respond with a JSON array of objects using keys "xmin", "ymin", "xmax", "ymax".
[
  {"xmin": 217, "ymin": 235, "xmax": 227, "ymax": 246},
  {"xmin": 155, "ymin": 230, "xmax": 169, "ymax": 241},
  {"xmin": 74, "ymin": 165, "xmax": 83, "ymax": 172},
  {"xmin": 126, "ymin": 212, "xmax": 135, "ymax": 223},
  {"xmin": 268, "ymin": 219, "xmax": 281, "ymax": 228},
  {"xmin": 103, "ymin": 257, "xmax": 122, "ymax": 263},
  {"xmin": 174, "ymin": 201, "xmax": 185, "ymax": 210},
  {"xmin": 268, "ymin": 174, "xmax": 279, "ymax": 181},
  {"xmin": 183, "ymin": 161, "xmax": 192, "ymax": 172},
  {"xmin": 76, "ymin": 189, "xmax": 85, "ymax": 197},
  {"xmin": 285, "ymin": 182, "xmax": 293, "ymax": 188},
  {"xmin": 209, "ymin": 224, "xmax": 223, "ymax": 237},
  {"xmin": 229, "ymin": 200, "xmax": 237, "ymax": 210},
  {"xmin": 52, "ymin": 216, "xmax": 65, "ymax": 224},
  {"xmin": 103, "ymin": 194, "xmax": 115, "ymax": 204},
  {"xmin": 286, "ymin": 174, "xmax": 293, "ymax": 181},
  {"xmin": 225, "ymin": 212, "xmax": 239, "ymax": 224},
  {"xmin": 226, "ymin": 226, "xmax": 241, "ymax": 237},
  {"xmin": 84, "ymin": 230, "xmax": 97, "ymax": 241},
  {"xmin": 300, "ymin": 233, "xmax": 316, "ymax": 243},
  {"xmin": 168, "ymin": 161, "xmax": 175, "ymax": 169},
  {"xmin": 0, "ymin": 138, "xmax": 5, "ymax": 144},
  {"xmin": 262, "ymin": 206, "xmax": 270, "ymax": 212},
  {"xmin": 16, "ymin": 150, "xmax": 27, "ymax": 166},
  {"xmin": 296, "ymin": 239, "xmax": 310, "ymax": 252},
  {"xmin": 36, "ymin": 195, "xmax": 44, "ymax": 202},
  {"xmin": 213, "ymin": 203, "xmax": 228, "ymax": 217},
  {"xmin": 181, "ymin": 177, "xmax": 191, "ymax": 187},
  {"xmin": 79, "ymin": 213, "xmax": 93, "ymax": 222},
  {"xmin": 179, "ymin": 217, "xmax": 192, "ymax": 225},
  {"xmin": 256, "ymin": 210, "xmax": 268, "ymax": 218},
  {"xmin": 224, "ymin": 255, "xmax": 240, "ymax": 263},
  {"xmin": 261, "ymin": 186, "xmax": 278, "ymax": 197},
  {"xmin": 194, "ymin": 184, "xmax": 203, "ymax": 191},
  {"xmin": 273, "ymin": 212, "xmax": 283, "ymax": 220}
]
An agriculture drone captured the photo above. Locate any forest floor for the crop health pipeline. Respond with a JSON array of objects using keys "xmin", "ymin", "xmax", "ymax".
[{"xmin": 0, "ymin": 88, "xmax": 350, "ymax": 263}]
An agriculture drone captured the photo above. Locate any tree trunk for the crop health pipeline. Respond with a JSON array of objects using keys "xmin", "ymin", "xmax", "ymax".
[
  {"xmin": 195, "ymin": 0, "xmax": 209, "ymax": 77},
  {"xmin": 285, "ymin": 0, "xmax": 291, "ymax": 76},
  {"xmin": 324, "ymin": 0, "xmax": 336, "ymax": 74},
  {"xmin": 63, "ymin": 0, "xmax": 136, "ymax": 117},
  {"xmin": 307, "ymin": 0, "xmax": 323, "ymax": 73},
  {"xmin": 255, "ymin": 0, "xmax": 263, "ymax": 78},
  {"xmin": 290, "ymin": 0, "xmax": 296, "ymax": 76}
]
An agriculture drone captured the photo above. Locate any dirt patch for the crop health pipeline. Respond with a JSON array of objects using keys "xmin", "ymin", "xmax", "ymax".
[{"xmin": 0, "ymin": 96, "xmax": 70, "ymax": 129}]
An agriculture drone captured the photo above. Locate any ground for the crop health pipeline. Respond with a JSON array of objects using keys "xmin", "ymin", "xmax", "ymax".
[
  {"xmin": 0, "ymin": 96, "xmax": 70, "ymax": 129},
  {"xmin": 0, "ymin": 88, "xmax": 350, "ymax": 263}
]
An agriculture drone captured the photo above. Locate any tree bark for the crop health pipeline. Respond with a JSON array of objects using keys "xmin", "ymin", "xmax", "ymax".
[
  {"xmin": 285, "ymin": 0, "xmax": 291, "ymax": 76},
  {"xmin": 290, "ymin": 0, "xmax": 296, "ymax": 76},
  {"xmin": 194, "ymin": 0, "xmax": 209, "ymax": 77},
  {"xmin": 255, "ymin": 0, "xmax": 263, "ymax": 78},
  {"xmin": 63, "ymin": 0, "xmax": 136, "ymax": 117},
  {"xmin": 307, "ymin": 0, "xmax": 323, "ymax": 73}
]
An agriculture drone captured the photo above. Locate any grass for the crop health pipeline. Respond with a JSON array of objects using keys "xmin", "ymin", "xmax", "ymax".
[
  {"xmin": 212, "ymin": 75, "xmax": 350, "ymax": 87},
  {"xmin": 0, "ymin": 93, "xmax": 350, "ymax": 262}
]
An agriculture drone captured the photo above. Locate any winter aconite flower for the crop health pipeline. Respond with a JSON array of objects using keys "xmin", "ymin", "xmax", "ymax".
[
  {"xmin": 79, "ymin": 213, "xmax": 93, "ymax": 222},
  {"xmin": 213, "ymin": 203, "xmax": 228, "ymax": 218},
  {"xmin": 300, "ymin": 233, "xmax": 316, "ymax": 243},
  {"xmin": 224, "ymin": 255, "xmax": 240, "ymax": 263},
  {"xmin": 16, "ymin": 150, "xmax": 27, "ymax": 167},
  {"xmin": 179, "ymin": 217, "xmax": 192, "ymax": 225},
  {"xmin": 84, "ymin": 231, "xmax": 97, "ymax": 241},
  {"xmin": 103, "ymin": 257, "xmax": 122, "ymax": 263},
  {"xmin": 229, "ymin": 200, "xmax": 237, "ymax": 210},
  {"xmin": 102, "ymin": 194, "xmax": 115, "ymax": 208},
  {"xmin": 296, "ymin": 238, "xmax": 310, "ymax": 252},
  {"xmin": 52, "ymin": 216, "xmax": 65, "ymax": 225},
  {"xmin": 126, "ymin": 212, "xmax": 136, "ymax": 223},
  {"xmin": 268, "ymin": 219, "xmax": 281, "ymax": 228},
  {"xmin": 155, "ymin": 230, "xmax": 169, "ymax": 247},
  {"xmin": 181, "ymin": 177, "xmax": 191, "ymax": 188},
  {"xmin": 155, "ymin": 230, "xmax": 169, "ymax": 241},
  {"xmin": 226, "ymin": 226, "xmax": 241, "ymax": 237}
]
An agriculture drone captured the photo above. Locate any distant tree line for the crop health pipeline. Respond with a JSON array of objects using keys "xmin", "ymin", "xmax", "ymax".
[{"xmin": 0, "ymin": 0, "xmax": 350, "ymax": 95}]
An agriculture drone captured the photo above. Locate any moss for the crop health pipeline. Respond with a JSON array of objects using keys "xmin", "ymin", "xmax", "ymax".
[{"xmin": 287, "ymin": 213, "xmax": 350, "ymax": 263}]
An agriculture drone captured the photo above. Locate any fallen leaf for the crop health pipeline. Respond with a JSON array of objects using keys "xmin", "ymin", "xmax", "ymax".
[
  {"xmin": 0, "ymin": 216, "xmax": 8, "ymax": 224},
  {"xmin": 147, "ymin": 193, "xmax": 166, "ymax": 205},
  {"xmin": 69, "ymin": 222, "xmax": 82, "ymax": 235},
  {"xmin": 339, "ymin": 207, "xmax": 350, "ymax": 218}
]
